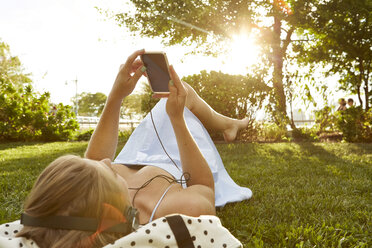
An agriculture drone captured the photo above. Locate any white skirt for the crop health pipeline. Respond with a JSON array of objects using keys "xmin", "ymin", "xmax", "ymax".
[{"xmin": 114, "ymin": 99, "xmax": 252, "ymax": 207}]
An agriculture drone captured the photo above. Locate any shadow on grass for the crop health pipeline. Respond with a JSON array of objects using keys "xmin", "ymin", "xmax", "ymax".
[
  {"xmin": 348, "ymin": 142, "xmax": 372, "ymax": 153},
  {"xmin": 297, "ymin": 142, "xmax": 340, "ymax": 159},
  {"xmin": 296, "ymin": 142, "xmax": 372, "ymax": 167}
]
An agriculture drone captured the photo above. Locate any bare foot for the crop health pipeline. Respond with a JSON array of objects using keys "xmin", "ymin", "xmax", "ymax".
[{"xmin": 223, "ymin": 117, "xmax": 249, "ymax": 142}]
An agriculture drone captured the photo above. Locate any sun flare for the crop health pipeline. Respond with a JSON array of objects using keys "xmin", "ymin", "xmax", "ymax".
[{"xmin": 222, "ymin": 33, "xmax": 260, "ymax": 74}]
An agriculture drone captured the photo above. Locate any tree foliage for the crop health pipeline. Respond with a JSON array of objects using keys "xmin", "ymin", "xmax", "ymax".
[
  {"xmin": 0, "ymin": 41, "xmax": 32, "ymax": 88},
  {"xmin": 110, "ymin": 0, "xmax": 371, "ymax": 130},
  {"xmin": 121, "ymin": 92, "xmax": 149, "ymax": 119},
  {"xmin": 113, "ymin": 0, "xmax": 300, "ymax": 126},
  {"xmin": 116, "ymin": 0, "xmax": 256, "ymax": 47},
  {"xmin": 74, "ymin": 92, "xmax": 107, "ymax": 116},
  {"xmin": 0, "ymin": 41, "xmax": 79, "ymax": 141},
  {"xmin": 294, "ymin": 0, "xmax": 372, "ymax": 110}
]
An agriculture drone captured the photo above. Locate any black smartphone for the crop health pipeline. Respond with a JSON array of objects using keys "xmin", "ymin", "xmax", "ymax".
[{"xmin": 141, "ymin": 52, "xmax": 171, "ymax": 94}]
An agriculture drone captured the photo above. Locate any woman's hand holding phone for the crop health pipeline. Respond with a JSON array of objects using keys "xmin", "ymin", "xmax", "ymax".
[
  {"xmin": 110, "ymin": 49, "xmax": 146, "ymax": 101},
  {"xmin": 138, "ymin": 51, "xmax": 186, "ymax": 119},
  {"xmin": 166, "ymin": 65, "xmax": 188, "ymax": 121}
]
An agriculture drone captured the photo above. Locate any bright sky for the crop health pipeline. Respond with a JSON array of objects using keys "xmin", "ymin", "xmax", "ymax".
[
  {"xmin": 0, "ymin": 0, "xmax": 259, "ymax": 105},
  {"xmin": 1, "ymin": 0, "xmax": 349, "ymax": 119}
]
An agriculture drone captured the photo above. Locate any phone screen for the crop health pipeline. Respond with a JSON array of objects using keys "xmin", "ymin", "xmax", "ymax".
[{"xmin": 141, "ymin": 53, "xmax": 170, "ymax": 93}]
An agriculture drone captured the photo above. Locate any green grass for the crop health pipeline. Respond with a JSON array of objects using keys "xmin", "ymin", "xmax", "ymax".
[{"xmin": 1, "ymin": 142, "xmax": 371, "ymax": 247}]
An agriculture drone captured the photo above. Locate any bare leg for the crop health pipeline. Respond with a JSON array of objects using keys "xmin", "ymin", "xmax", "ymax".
[{"xmin": 183, "ymin": 82, "xmax": 249, "ymax": 142}]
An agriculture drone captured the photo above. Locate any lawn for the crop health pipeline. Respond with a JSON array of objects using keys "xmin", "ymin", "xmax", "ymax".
[{"xmin": 0, "ymin": 142, "xmax": 371, "ymax": 247}]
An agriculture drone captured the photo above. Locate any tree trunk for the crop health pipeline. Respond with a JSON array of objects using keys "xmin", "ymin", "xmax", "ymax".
[
  {"xmin": 357, "ymin": 84, "xmax": 363, "ymax": 107},
  {"xmin": 289, "ymin": 91, "xmax": 296, "ymax": 129},
  {"xmin": 359, "ymin": 61, "xmax": 370, "ymax": 111},
  {"xmin": 364, "ymin": 80, "xmax": 369, "ymax": 111},
  {"xmin": 365, "ymin": 66, "xmax": 370, "ymax": 111},
  {"xmin": 273, "ymin": 16, "xmax": 287, "ymax": 124}
]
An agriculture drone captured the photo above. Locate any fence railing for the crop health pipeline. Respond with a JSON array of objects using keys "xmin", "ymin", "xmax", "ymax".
[
  {"xmin": 77, "ymin": 116, "xmax": 141, "ymax": 130},
  {"xmin": 292, "ymin": 120, "xmax": 315, "ymax": 126},
  {"xmin": 77, "ymin": 116, "xmax": 315, "ymax": 130}
]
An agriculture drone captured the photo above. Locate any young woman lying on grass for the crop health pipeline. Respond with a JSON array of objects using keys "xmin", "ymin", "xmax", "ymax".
[{"xmin": 17, "ymin": 49, "xmax": 250, "ymax": 248}]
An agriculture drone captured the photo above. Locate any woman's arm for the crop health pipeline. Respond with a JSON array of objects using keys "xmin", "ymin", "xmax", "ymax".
[
  {"xmin": 166, "ymin": 66, "xmax": 215, "ymax": 192},
  {"xmin": 85, "ymin": 50, "xmax": 145, "ymax": 160}
]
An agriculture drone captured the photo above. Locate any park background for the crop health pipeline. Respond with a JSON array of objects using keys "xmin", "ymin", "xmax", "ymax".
[{"xmin": 1, "ymin": 0, "xmax": 371, "ymax": 247}]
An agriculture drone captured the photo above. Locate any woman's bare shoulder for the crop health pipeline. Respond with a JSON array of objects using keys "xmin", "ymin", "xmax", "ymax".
[{"xmin": 158, "ymin": 184, "xmax": 216, "ymax": 218}]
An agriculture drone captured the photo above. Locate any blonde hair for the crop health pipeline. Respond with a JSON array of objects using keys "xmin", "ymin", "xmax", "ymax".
[{"xmin": 17, "ymin": 155, "xmax": 129, "ymax": 248}]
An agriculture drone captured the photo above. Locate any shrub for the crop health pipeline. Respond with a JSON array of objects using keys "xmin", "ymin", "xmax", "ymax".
[
  {"xmin": 74, "ymin": 128, "xmax": 134, "ymax": 142},
  {"xmin": 291, "ymin": 127, "xmax": 318, "ymax": 142},
  {"xmin": 335, "ymin": 107, "xmax": 372, "ymax": 142},
  {"xmin": 0, "ymin": 83, "xmax": 79, "ymax": 141},
  {"xmin": 75, "ymin": 129, "xmax": 94, "ymax": 141},
  {"xmin": 119, "ymin": 129, "xmax": 134, "ymax": 142},
  {"xmin": 313, "ymin": 106, "xmax": 337, "ymax": 133},
  {"xmin": 257, "ymin": 122, "xmax": 288, "ymax": 142}
]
